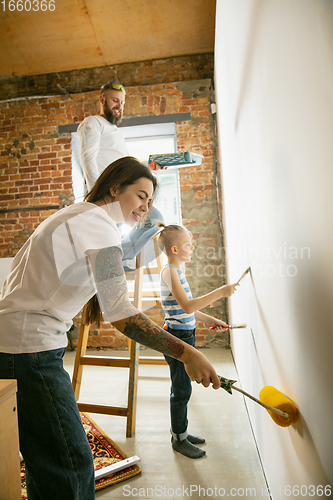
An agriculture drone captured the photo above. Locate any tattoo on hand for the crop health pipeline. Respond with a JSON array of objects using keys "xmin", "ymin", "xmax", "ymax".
[
  {"xmin": 95, "ymin": 247, "xmax": 124, "ymax": 281},
  {"xmin": 94, "ymin": 246, "xmax": 128, "ymax": 311},
  {"xmin": 93, "ymin": 246, "xmax": 184, "ymax": 359},
  {"xmin": 123, "ymin": 314, "xmax": 185, "ymax": 359}
]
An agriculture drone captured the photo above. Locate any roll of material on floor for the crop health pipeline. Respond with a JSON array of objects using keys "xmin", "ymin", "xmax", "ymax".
[{"xmin": 259, "ymin": 386, "xmax": 298, "ymax": 427}]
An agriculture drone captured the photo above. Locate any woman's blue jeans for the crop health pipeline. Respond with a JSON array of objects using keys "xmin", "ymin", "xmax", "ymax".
[
  {"xmin": 0, "ymin": 348, "xmax": 95, "ymax": 500},
  {"xmin": 164, "ymin": 328, "xmax": 196, "ymax": 440}
]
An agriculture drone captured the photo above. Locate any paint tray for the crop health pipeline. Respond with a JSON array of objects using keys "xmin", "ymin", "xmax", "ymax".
[{"xmin": 148, "ymin": 152, "xmax": 204, "ymax": 169}]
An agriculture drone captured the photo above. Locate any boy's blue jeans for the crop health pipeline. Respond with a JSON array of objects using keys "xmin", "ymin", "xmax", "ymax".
[
  {"xmin": 164, "ymin": 327, "xmax": 196, "ymax": 441},
  {"xmin": 0, "ymin": 348, "xmax": 95, "ymax": 500}
]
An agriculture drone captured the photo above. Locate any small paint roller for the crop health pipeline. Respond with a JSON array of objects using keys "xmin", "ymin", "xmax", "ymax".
[{"xmin": 219, "ymin": 377, "xmax": 298, "ymax": 427}]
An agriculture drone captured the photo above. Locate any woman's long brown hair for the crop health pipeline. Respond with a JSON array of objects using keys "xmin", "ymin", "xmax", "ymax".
[
  {"xmin": 85, "ymin": 156, "xmax": 157, "ymax": 204},
  {"xmin": 83, "ymin": 156, "xmax": 158, "ymax": 327}
]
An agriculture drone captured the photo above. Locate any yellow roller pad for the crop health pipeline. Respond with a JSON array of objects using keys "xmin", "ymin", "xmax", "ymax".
[{"xmin": 259, "ymin": 386, "xmax": 299, "ymax": 427}]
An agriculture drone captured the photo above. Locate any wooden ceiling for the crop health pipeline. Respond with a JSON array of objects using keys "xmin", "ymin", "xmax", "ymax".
[{"xmin": 0, "ymin": 0, "xmax": 216, "ymax": 78}]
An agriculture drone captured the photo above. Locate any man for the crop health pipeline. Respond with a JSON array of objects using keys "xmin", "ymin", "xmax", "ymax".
[
  {"xmin": 78, "ymin": 82, "xmax": 128, "ymax": 191},
  {"xmin": 78, "ymin": 81, "xmax": 164, "ymax": 264}
]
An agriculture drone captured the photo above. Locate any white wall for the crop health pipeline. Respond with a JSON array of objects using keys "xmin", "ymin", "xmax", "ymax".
[
  {"xmin": 215, "ymin": 0, "xmax": 333, "ymax": 497},
  {"xmin": 0, "ymin": 258, "xmax": 13, "ymax": 287}
]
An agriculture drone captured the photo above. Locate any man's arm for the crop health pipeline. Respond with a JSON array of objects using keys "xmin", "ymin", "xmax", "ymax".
[
  {"xmin": 78, "ymin": 118, "xmax": 102, "ymax": 191},
  {"xmin": 88, "ymin": 246, "xmax": 221, "ymax": 388}
]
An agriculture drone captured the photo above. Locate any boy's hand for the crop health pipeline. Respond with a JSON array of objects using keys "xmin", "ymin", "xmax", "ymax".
[
  {"xmin": 220, "ymin": 283, "xmax": 239, "ymax": 297},
  {"xmin": 211, "ymin": 319, "xmax": 229, "ymax": 331}
]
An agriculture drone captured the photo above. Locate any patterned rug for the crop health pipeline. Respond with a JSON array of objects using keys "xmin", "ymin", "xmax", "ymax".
[{"xmin": 21, "ymin": 412, "xmax": 141, "ymax": 498}]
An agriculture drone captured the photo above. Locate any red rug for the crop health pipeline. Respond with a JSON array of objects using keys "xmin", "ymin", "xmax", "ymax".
[{"xmin": 21, "ymin": 412, "xmax": 141, "ymax": 498}]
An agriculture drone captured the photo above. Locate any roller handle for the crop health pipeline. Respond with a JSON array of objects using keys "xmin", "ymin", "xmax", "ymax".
[{"xmin": 232, "ymin": 385, "xmax": 289, "ymax": 418}]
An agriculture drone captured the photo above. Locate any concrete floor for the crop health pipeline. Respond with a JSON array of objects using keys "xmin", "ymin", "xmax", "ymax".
[{"xmin": 64, "ymin": 347, "xmax": 268, "ymax": 499}]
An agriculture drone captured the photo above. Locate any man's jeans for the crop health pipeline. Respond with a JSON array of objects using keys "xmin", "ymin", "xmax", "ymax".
[
  {"xmin": 164, "ymin": 327, "xmax": 196, "ymax": 440},
  {"xmin": 0, "ymin": 348, "xmax": 95, "ymax": 500}
]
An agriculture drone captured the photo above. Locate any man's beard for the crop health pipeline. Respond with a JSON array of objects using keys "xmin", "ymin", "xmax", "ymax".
[{"xmin": 103, "ymin": 102, "xmax": 123, "ymax": 126}]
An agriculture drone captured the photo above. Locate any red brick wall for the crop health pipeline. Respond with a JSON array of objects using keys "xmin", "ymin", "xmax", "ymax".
[
  {"xmin": 0, "ymin": 79, "xmax": 228, "ymax": 349},
  {"xmin": 0, "ymin": 98, "xmax": 77, "ymax": 254}
]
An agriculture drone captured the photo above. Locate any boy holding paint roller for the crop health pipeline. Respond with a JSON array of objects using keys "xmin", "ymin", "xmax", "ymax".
[{"xmin": 158, "ymin": 224, "xmax": 239, "ymax": 458}]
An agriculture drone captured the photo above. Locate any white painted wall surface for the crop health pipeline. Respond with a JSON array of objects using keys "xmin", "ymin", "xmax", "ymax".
[
  {"xmin": 0, "ymin": 258, "xmax": 13, "ymax": 287},
  {"xmin": 215, "ymin": 0, "xmax": 333, "ymax": 497}
]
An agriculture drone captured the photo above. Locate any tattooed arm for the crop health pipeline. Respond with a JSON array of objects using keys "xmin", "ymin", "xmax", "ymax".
[{"xmin": 88, "ymin": 246, "xmax": 220, "ymax": 388}]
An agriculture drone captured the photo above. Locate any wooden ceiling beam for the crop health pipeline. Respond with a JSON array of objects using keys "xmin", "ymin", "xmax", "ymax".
[{"xmin": 0, "ymin": 54, "xmax": 214, "ymax": 101}]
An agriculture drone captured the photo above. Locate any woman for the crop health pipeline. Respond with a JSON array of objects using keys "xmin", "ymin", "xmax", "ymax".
[{"xmin": 0, "ymin": 157, "xmax": 220, "ymax": 500}]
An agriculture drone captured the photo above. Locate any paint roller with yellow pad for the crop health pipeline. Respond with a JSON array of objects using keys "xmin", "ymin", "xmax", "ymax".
[
  {"xmin": 217, "ymin": 266, "xmax": 299, "ymax": 426},
  {"xmin": 219, "ymin": 377, "xmax": 299, "ymax": 427},
  {"xmin": 259, "ymin": 386, "xmax": 298, "ymax": 427}
]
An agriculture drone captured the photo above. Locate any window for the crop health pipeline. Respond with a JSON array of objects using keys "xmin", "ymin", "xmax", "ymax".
[
  {"xmin": 121, "ymin": 122, "xmax": 181, "ymax": 280},
  {"xmin": 71, "ymin": 122, "xmax": 181, "ymax": 226},
  {"xmin": 71, "ymin": 121, "xmax": 181, "ymax": 302},
  {"xmin": 121, "ymin": 122, "xmax": 181, "ymax": 226}
]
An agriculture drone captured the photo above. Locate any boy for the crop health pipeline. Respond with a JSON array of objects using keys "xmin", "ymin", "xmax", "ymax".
[{"xmin": 158, "ymin": 224, "xmax": 238, "ymax": 459}]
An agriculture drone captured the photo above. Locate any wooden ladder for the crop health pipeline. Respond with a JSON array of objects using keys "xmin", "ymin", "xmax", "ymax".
[{"xmin": 72, "ymin": 236, "xmax": 166, "ymax": 437}]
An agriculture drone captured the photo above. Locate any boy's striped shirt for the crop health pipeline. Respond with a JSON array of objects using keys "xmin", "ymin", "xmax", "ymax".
[{"xmin": 160, "ymin": 264, "xmax": 196, "ymax": 330}]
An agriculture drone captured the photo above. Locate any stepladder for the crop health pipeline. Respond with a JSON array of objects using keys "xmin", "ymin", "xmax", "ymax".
[{"xmin": 72, "ymin": 236, "xmax": 166, "ymax": 437}]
